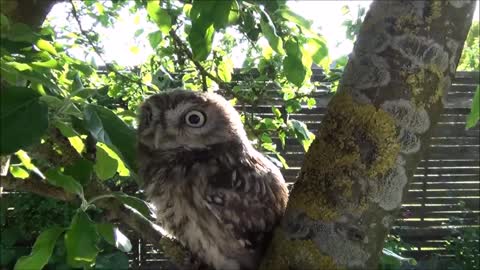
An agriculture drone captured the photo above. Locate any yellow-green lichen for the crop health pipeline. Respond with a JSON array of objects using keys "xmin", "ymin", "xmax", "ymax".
[
  {"xmin": 259, "ymin": 229, "xmax": 342, "ymax": 270},
  {"xmin": 405, "ymin": 68, "xmax": 448, "ymax": 107},
  {"xmin": 426, "ymin": 1, "xmax": 443, "ymax": 23},
  {"xmin": 395, "ymin": 14, "xmax": 421, "ymax": 34},
  {"xmin": 406, "ymin": 69, "xmax": 428, "ymax": 107},
  {"xmin": 159, "ymin": 238, "xmax": 188, "ymax": 265},
  {"xmin": 288, "ymin": 93, "xmax": 400, "ymax": 221}
]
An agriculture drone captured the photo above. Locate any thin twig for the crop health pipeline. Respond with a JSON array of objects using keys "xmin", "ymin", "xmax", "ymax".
[
  {"xmin": 69, "ymin": 0, "xmax": 153, "ymax": 91},
  {"xmin": 168, "ymin": 28, "xmax": 228, "ymax": 90}
]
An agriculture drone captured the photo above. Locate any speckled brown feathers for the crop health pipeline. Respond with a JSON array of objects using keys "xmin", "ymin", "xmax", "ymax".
[{"xmin": 137, "ymin": 90, "xmax": 288, "ymax": 270}]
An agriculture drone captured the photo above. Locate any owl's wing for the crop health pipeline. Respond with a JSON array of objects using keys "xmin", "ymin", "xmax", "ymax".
[{"xmin": 204, "ymin": 155, "xmax": 288, "ymax": 251}]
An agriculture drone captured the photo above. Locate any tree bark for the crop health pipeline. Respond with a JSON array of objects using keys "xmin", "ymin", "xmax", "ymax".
[
  {"xmin": 260, "ymin": 1, "xmax": 476, "ymax": 269},
  {"xmin": 0, "ymin": 0, "xmax": 60, "ymax": 27}
]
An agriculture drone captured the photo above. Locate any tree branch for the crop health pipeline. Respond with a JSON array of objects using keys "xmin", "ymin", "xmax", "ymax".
[
  {"xmin": 0, "ymin": 175, "xmax": 76, "ymax": 201},
  {"xmin": 68, "ymin": 0, "xmax": 154, "ymax": 92},
  {"xmin": 169, "ymin": 28, "xmax": 227, "ymax": 89}
]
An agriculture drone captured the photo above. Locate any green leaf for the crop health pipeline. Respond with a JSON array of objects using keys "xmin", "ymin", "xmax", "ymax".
[
  {"xmin": 113, "ymin": 193, "xmax": 155, "ymax": 219},
  {"xmin": 83, "ymin": 105, "xmax": 137, "ymax": 173},
  {"xmin": 307, "ymin": 97, "xmax": 316, "ymax": 109},
  {"xmin": 4, "ymin": 61, "xmax": 32, "ymax": 71},
  {"xmin": 283, "ymin": 40, "xmax": 307, "ymax": 87},
  {"xmin": 96, "ymin": 223, "xmax": 132, "ymax": 253},
  {"xmin": 6, "ymin": 23, "xmax": 38, "ymax": 42},
  {"xmin": 0, "ymin": 87, "xmax": 48, "ymax": 155},
  {"xmin": 285, "ymin": 99, "xmax": 301, "ymax": 113},
  {"xmin": 55, "ymin": 122, "xmax": 85, "ymax": 154},
  {"xmin": 466, "ymin": 86, "xmax": 479, "ymax": 129},
  {"xmin": 272, "ymin": 107, "xmax": 282, "ymax": 118},
  {"xmin": 276, "ymin": 8, "xmax": 312, "ymax": 29},
  {"xmin": 95, "ymin": 252, "xmax": 129, "ymax": 270},
  {"xmin": 147, "ymin": 30, "xmax": 162, "ymax": 49},
  {"xmin": 276, "ymin": 153, "xmax": 289, "ymax": 169},
  {"xmin": 31, "ymin": 58, "xmax": 57, "ymax": 68},
  {"xmin": 0, "ymin": 13, "xmax": 10, "ymax": 32},
  {"xmin": 134, "ymin": 28, "xmax": 145, "ymax": 37},
  {"xmin": 290, "ymin": 119, "xmax": 314, "ymax": 151},
  {"xmin": 190, "ymin": 0, "xmax": 233, "ymax": 29},
  {"xmin": 305, "ymin": 36, "xmax": 328, "ymax": 65},
  {"xmin": 212, "ymin": 0, "xmax": 233, "ymax": 29},
  {"xmin": 65, "ymin": 211, "xmax": 99, "ymax": 268},
  {"xmin": 147, "ymin": 1, "xmax": 172, "ymax": 34},
  {"xmin": 227, "ymin": 1, "xmax": 240, "ymax": 25},
  {"xmin": 188, "ymin": 21, "xmax": 215, "ymax": 61},
  {"xmin": 64, "ymin": 158, "xmax": 93, "ymax": 186},
  {"xmin": 45, "ymin": 168, "xmax": 84, "ymax": 197},
  {"xmin": 36, "ymin": 39, "xmax": 57, "ymax": 55},
  {"xmin": 14, "ymin": 227, "xmax": 64, "ymax": 270},
  {"xmin": 259, "ymin": 12, "xmax": 285, "ymax": 55},
  {"xmin": 217, "ymin": 58, "xmax": 233, "ymax": 82},
  {"xmin": 9, "ymin": 166, "xmax": 29, "ymax": 179},
  {"xmin": 94, "ymin": 143, "xmax": 118, "ymax": 180},
  {"xmin": 129, "ymin": 46, "xmax": 139, "ymax": 54}
]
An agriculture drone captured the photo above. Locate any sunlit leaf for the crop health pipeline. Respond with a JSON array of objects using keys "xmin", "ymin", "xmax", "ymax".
[
  {"xmin": 466, "ymin": 86, "xmax": 479, "ymax": 129},
  {"xmin": 0, "ymin": 87, "xmax": 48, "ymax": 155},
  {"xmin": 45, "ymin": 168, "xmax": 84, "ymax": 197},
  {"xmin": 289, "ymin": 119, "xmax": 314, "ymax": 151},
  {"xmin": 55, "ymin": 122, "xmax": 85, "ymax": 154},
  {"xmin": 36, "ymin": 39, "xmax": 57, "ymax": 55},
  {"xmin": 83, "ymin": 105, "xmax": 137, "ymax": 174},
  {"xmin": 147, "ymin": 1, "xmax": 172, "ymax": 34},
  {"xmin": 113, "ymin": 192, "xmax": 155, "ymax": 219},
  {"xmin": 94, "ymin": 143, "xmax": 118, "ymax": 181},
  {"xmin": 9, "ymin": 166, "xmax": 29, "ymax": 179},
  {"xmin": 276, "ymin": 153, "xmax": 289, "ymax": 169},
  {"xmin": 276, "ymin": 8, "xmax": 312, "ymax": 29},
  {"xmin": 65, "ymin": 211, "xmax": 99, "ymax": 268},
  {"xmin": 31, "ymin": 58, "xmax": 58, "ymax": 68},
  {"xmin": 96, "ymin": 223, "xmax": 132, "ymax": 253},
  {"xmin": 5, "ymin": 61, "xmax": 32, "ymax": 71},
  {"xmin": 129, "ymin": 46, "xmax": 139, "ymax": 55},
  {"xmin": 212, "ymin": 0, "xmax": 233, "ymax": 29},
  {"xmin": 227, "ymin": 1, "xmax": 240, "ymax": 25},
  {"xmin": 217, "ymin": 58, "xmax": 233, "ymax": 82},
  {"xmin": 14, "ymin": 227, "xmax": 64, "ymax": 270},
  {"xmin": 188, "ymin": 22, "xmax": 215, "ymax": 61},
  {"xmin": 259, "ymin": 12, "xmax": 285, "ymax": 55},
  {"xmin": 305, "ymin": 36, "xmax": 328, "ymax": 65},
  {"xmin": 283, "ymin": 40, "xmax": 307, "ymax": 87}
]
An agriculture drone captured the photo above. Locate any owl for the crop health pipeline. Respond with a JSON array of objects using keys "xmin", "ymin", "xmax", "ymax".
[{"xmin": 137, "ymin": 89, "xmax": 289, "ymax": 270}]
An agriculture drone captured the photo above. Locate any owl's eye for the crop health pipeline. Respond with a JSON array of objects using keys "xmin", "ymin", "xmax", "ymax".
[
  {"xmin": 185, "ymin": 110, "xmax": 206, "ymax": 127},
  {"xmin": 143, "ymin": 106, "xmax": 153, "ymax": 126}
]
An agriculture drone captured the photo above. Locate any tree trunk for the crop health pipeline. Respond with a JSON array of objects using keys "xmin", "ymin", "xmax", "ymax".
[
  {"xmin": 260, "ymin": 1, "xmax": 476, "ymax": 269},
  {"xmin": 0, "ymin": 0, "xmax": 60, "ymax": 27}
]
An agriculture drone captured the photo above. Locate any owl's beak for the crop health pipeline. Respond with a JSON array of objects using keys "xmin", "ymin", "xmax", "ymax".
[{"xmin": 154, "ymin": 130, "xmax": 163, "ymax": 150}]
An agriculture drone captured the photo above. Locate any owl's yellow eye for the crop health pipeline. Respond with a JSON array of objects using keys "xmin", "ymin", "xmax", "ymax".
[{"xmin": 185, "ymin": 110, "xmax": 206, "ymax": 127}]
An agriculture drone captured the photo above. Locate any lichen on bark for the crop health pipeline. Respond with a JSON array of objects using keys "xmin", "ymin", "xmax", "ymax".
[
  {"xmin": 288, "ymin": 93, "xmax": 400, "ymax": 220},
  {"xmin": 259, "ymin": 229, "xmax": 341, "ymax": 270}
]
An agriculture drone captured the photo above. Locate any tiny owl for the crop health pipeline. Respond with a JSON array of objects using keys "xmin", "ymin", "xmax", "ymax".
[{"xmin": 137, "ymin": 89, "xmax": 288, "ymax": 270}]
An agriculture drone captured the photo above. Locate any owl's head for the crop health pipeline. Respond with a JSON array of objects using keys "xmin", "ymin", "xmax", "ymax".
[{"xmin": 137, "ymin": 90, "xmax": 247, "ymax": 151}]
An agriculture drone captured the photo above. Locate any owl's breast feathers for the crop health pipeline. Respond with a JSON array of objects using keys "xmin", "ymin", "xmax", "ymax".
[{"xmin": 139, "ymin": 141, "xmax": 288, "ymax": 270}]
